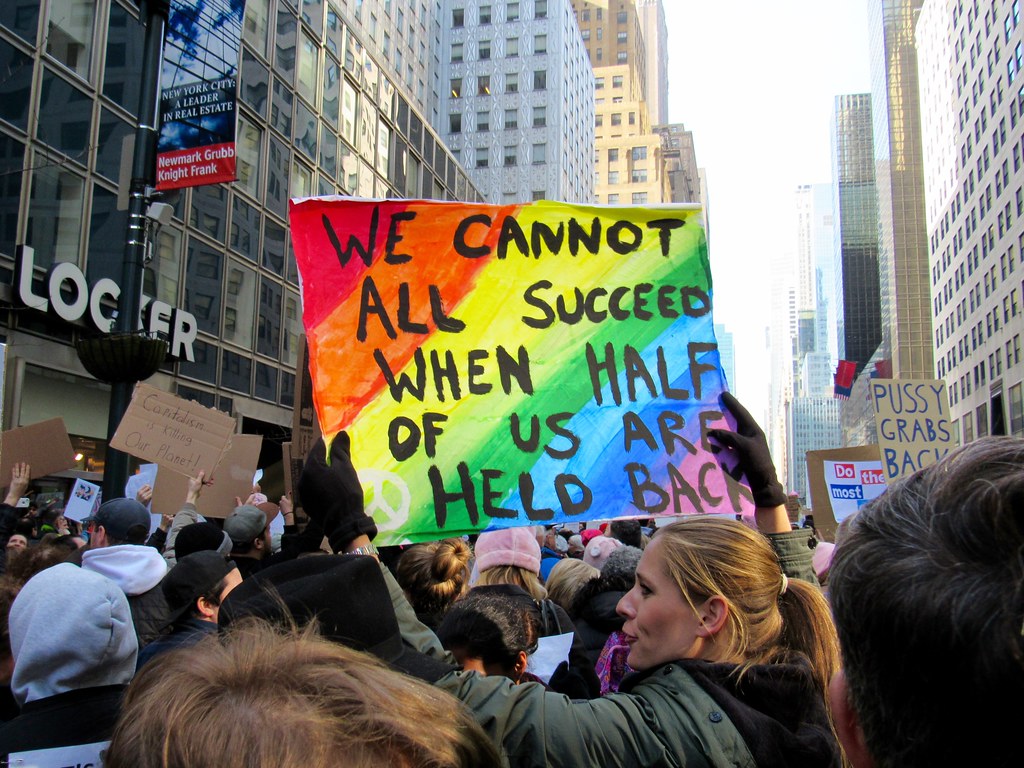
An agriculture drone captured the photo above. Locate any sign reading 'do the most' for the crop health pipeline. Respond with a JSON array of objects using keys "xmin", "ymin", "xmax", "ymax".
[{"xmin": 289, "ymin": 198, "xmax": 750, "ymax": 545}]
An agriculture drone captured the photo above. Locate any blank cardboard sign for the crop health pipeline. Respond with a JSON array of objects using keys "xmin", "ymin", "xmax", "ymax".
[
  {"xmin": 110, "ymin": 383, "xmax": 235, "ymax": 476},
  {"xmin": 149, "ymin": 434, "xmax": 264, "ymax": 518},
  {"xmin": 0, "ymin": 418, "xmax": 77, "ymax": 489}
]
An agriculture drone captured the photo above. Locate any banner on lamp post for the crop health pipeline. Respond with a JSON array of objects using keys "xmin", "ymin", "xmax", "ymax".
[{"xmin": 155, "ymin": 0, "xmax": 246, "ymax": 191}]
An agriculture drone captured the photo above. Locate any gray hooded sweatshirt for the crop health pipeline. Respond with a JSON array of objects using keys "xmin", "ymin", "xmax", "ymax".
[{"xmin": 9, "ymin": 563, "xmax": 138, "ymax": 706}]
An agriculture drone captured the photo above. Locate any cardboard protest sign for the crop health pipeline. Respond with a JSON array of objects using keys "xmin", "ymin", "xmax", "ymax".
[
  {"xmin": 63, "ymin": 478, "xmax": 102, "ymax": 523},
  {"xmin": 870, "ymin": 379, "xmax": 953, "ymax": 481},
  {"xmin": 806, "ymin": 445, "xmax": 887, "ymax": 540},
  {"xmin": 150, "ymin": 433, "xmax": 263, "ymax": 519},
  {"xmin": 110, "ymin": 383, "xmax": 235, "ymax": 477},
  {"xmin": 0, "ymin": 418, "xmax": 76, "ymax": 486},
  {"xmin": 290, "ymin": 198, "xmax": 748, "ymax": 545}
]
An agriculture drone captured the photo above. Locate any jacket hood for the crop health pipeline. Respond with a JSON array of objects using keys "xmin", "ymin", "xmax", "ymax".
[
  {"xmin": 578, "ymin": 589, "xmax": 627, "ymax": 633},
  {"xmin": 9, "ymin": 563, "xmax": 138, "ymax": 706},
  {"xmin": 680, "ymin": 657, "xmax": 840, "ymax": 768},
  {"xmin": 82, "ymin": 543, "xmax": 168, "ymax": 596}
]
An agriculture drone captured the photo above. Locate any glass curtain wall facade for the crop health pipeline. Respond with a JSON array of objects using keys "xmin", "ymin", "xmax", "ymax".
[
  {"xmin": 869, "ymin": 0, "xmax": 934, "ymax": 379},
  {"xmin": 832, "ymin": 93, "xmax": 883, "ymax": 376},
  {"xmin": 0, "ymin": 0, "xmax": 478, "ymax": 465}
]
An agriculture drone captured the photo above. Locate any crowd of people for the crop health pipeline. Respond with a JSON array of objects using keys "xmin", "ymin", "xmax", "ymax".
[{"xmin": 0, "ymin": 391, "xmax": 1018, "ymax": 767}]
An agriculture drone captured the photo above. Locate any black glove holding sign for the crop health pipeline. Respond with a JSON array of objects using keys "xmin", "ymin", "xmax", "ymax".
[
  {"xmin": 707, "ymin": 392, "xmax": 787, "ymax": 508},
  {"xmin": 297, "ymin": 433, "xmax": 377, "ymax": 553}
]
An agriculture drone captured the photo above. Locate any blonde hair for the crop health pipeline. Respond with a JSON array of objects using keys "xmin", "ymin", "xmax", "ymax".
[
  {"xmin": 396, "ymin": 538, "xmax": 472, "ymax": 623},
  {"xmin": 475, "ymin": 564, "xmax": 547, "ymax": 600},
  {"xmin": 105, "ymin": 620, "xmax": 499, "ymax": 768},
  {"xmin": 544, "ymin": 558, "xmax": 599, "ymax": 613},
  {"xmin": 654, "ymin": 517, "xmax": 840, "ymax": 696}
]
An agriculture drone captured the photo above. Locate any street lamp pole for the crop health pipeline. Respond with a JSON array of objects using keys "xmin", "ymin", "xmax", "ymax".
[{"xmin": 103, "ymin": 0, "xmax": 169, "ymax": 501}]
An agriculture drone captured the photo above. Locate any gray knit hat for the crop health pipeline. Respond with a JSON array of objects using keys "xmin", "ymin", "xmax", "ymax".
[{"xmin": 600, "ymin": 545, "xmax": 642, "ymax": 582}]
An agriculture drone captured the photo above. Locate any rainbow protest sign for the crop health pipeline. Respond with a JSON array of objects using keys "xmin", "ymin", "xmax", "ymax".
[{"xmin": 289, "ymin": 198, "xmax": 753, "ymax": 545}]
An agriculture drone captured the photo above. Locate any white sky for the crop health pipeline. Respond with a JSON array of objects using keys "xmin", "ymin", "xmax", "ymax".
[{"xmin": 662, "ymin": 1, "xmax": 872, "ymax": 422}]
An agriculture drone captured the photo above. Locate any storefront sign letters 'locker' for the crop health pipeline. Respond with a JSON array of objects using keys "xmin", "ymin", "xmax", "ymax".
[{"xmin": 13, "ymin": 245, "xmax": 198, "ymax": 362}]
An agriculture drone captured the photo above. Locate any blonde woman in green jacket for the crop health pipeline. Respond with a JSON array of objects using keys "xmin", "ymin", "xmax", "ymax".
[{"xmin": 302, "ymin": 394, "xmax": 845, "ymax": 767}]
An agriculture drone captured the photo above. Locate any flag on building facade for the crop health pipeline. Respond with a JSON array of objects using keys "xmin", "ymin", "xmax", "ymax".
[{"xmin": 834, "ymin": 359, "xmax": 856, "ymax": 400}]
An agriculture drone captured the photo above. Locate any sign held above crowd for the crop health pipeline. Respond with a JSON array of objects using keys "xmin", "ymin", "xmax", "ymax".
[
  {"xmin": 871, "ymin": 378, "xmax": 953, "ymax": 481},
  {"xmin": 289, "ymin": 197, "xmax": 749, "ymax": 545}
]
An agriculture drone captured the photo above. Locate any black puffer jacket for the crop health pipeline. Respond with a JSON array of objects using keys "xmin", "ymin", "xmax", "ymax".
[{"xmin": 572, "ymin": 588, "xmax": 627, "ymax": 668}]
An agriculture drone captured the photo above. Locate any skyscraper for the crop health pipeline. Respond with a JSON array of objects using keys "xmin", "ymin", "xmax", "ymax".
[
  {"xmin": 832, "ymin": 94, "xmax": 882, "ymax": 376},
  {"xmin": 438, "ymin": 0, "xmax": 595, "ymax": 204},
  {"xmin": 870, "ymin": 0, "xmax": 934, "ymax": 379},
  {"xmin": 637, "ymin": 0, "xmax": 669, "ymax": 125},
  {"xmin": 572, "ymin": 0, "xmax": 670, "ymax": 205},
  {"xmin": 917, "ymin": 0, "xmax": 1024, "ymax": 441}
]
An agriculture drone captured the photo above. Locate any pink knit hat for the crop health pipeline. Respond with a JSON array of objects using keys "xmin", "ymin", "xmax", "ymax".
[
  {"xmin": 474, "ymin": 527, "xmax": 542, "ymax": 574},
  {"xmin": 812, "ymin": 541, "xmax": 836, "ymax": 580},
  {"xmin": 583, "ymin": 535, "xmax": 623, "ymax": 570}
]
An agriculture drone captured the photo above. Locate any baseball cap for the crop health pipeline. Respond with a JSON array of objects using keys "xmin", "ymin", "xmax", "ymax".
[
  {"xmin": 85, "ymin": 498, "xmax": 151, "ymax": 543},
  {"xmin": 162, "ymin": 551, "xmax": 236, "ymax": 626},
  {"xmin": 223, "ymin": 505, "xmax": 267, "ymax": 546}
]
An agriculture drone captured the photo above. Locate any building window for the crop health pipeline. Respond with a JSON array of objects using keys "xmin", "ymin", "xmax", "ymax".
[
  {"xmin": 535, "ymin": 0, "xmax": 547, "ymax": 18},
  {"xmin": 477, "ymin": 110, "xmax": 490, "ymax": 130},
  {"xmin": 631, "ymin": 169, "xmax": 647, "ymax": 182},
  {"xmin": 505, "ymin": 72, "xmax": 518, "ymax": 92},
  {"xmin": 46, "ymin": 0, "xmax": 97, "ymax": 78},
  {"xmin": 478, "ymin": 74, "xmax": 491, "ymax": 95},
  {"xmin": 595, "ymin": 77, "xmax": 605, "ymax": 89},
  {"xmin": 532, "ymin": 105, "xmax": 546, "ymax": 127},
  {"xmin": 632, "ymin": 192, "xmax": 648, "ymax": 204},
  {"xmin": 616, "ymin": 10, "xmax": 627, "ymax": 23},
  {"xmin": 480, "ymin": 5, "xmax": 491, "ymax": 24},
  {"xmin": 632, "ymin": 146, "xmax": 648, "ymax": 160},
  {"xmin": 616, "ymin": 51, "xmax": 628, "ymax": 64},
  {"xmin": 617, "ymin": 31, "xmax": 627, "ymax": 43},
  {"xmin": 595, "ymin": 114, "xmax": 603, "ymax": 127},
  {"xmin": 476, "ymin": 147, "xmax": 489, "ymax": 167},
  {"xmin": 504, "ymin": 145, "xmax": 517, "ymax": 166},
  {"xmin": 507, "ymin": 1, "xmax": 519, "ymax": 21},
  {"xmin": 608, "ymin": 148, "xmax": 619, "ymax": 162},
  {"xmin": 451, "ymin": 42, "xmax": 463, "ymax": 62},
  {"xmin": 608, "ymin": 171, "xmax": 619, "ymax": 184},
  {"xmin": 628, "ymin": 112, "xmax": 636, "ymax": 125},
  {"xmin": 479, "ymin": 40, "xmax": 491, "ymax": 59},
  {"xmin": 608, "ymin": 193, "xmax": 619, "ymax": 204},
  {"xmin": 450, "ymin": 77, "xmax": 462, "ymax": 97},
  {"xmin": 452, "ymin": 7, "xmax": 464, "ymax": 26},
  {"xmin": 532, "ymin": 189, "xmax": 545, "ymax": 201},
  {"xmin": 611, "ymin": 113, "xmax": 621, "ymax": 126},
  {"xmin": 506, "ymin": 36, "xmax": 519, "ymax": 56},
  {"xmin": 532, "ymin": 142, "xmax": 546, "ymax": 164},
  {"xmin": 504, "ymin": 107, "xmax": 518, "ymax": 128},
  {"xmin": 534, "ymin": 34, "xmax": 547, "ymax": 53},
  {"xmin": 449, "ymin": 113, "xmax": 462, "ymax": 133},
  {"xmin": 581, "ymin": 29, "xmax": 590, "ymax": 40},
  {"xmin": 612, "ymin": 75, "xmax": 623, "ymax": 88},
  {"xmin": 533, "ymin": 70, "xmax": 546, "ymax": 90}
]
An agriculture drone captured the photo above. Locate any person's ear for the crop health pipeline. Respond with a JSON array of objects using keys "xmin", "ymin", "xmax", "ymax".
[
  {"xmin": 829, "ymin": 670, "xmax": 875, "ymax": 768},
  {"xmin": 695, "ymin": 595, "xmax": 729, "ymax": 638},
  {"xmin": 196, "ymin": 596, "xmax": 218, "ymax": 621},
  {"xmin": 512, "ymin": 650, "xmax": 529, "ymax": 682}
]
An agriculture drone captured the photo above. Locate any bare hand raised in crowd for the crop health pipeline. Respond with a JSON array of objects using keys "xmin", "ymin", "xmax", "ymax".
[
  {"xmin": 279, "ymin": 494, "xmax": 294, "ymax": 522},
  {"xmin": 135, "ymin": 483, "xmax": 153, "ymax": 506},
  {"xmin": 3, "ymin": 462, "xmax": 30, "ymax": 507},
  {"xmin": 186, "ymin": 471, "xmax": 207, "ymax": 505}
]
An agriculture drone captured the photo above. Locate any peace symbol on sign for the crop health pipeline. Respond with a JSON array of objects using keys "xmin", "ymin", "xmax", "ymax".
[{"xmin": 358, "ymin": 468, "xmax": 411, "ymax": 532}]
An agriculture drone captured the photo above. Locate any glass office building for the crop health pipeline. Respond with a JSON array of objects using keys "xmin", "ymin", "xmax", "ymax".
[{"xmin": 0, "ymin": 0, "xmax": 479, "ymax": 479}]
